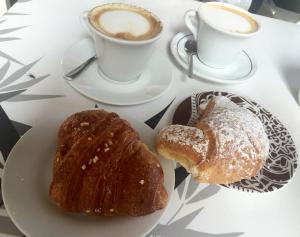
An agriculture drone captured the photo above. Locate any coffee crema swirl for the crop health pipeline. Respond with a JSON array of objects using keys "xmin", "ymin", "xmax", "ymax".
[{"xmin": 88, "ymin": 3, "xmax": 163, "ymax": 41}]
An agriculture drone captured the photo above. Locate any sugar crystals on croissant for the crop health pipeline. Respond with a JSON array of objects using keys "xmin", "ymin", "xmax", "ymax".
[
  {"xmin": 49, "ymin": 110, "xmax": 167, "ymax": 216},
  {"xmin": 156, "ymin": 96, "xmax": 269, "ymax": 184}
]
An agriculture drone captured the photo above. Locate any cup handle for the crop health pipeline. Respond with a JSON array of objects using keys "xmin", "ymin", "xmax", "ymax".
[
  {"xmin": 80, "ymin": 11, "xmax": 103, "ymax": 59},
  {"xmin": 80, "ymin": 10, "xmax": 91, "ymax": 34},
  {"xmin": 184, "ymin": 10, "xmax": 198, "ymax": 39}
]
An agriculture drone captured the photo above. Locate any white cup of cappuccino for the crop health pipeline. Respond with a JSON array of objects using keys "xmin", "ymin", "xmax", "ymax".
[
  {"xmin": 81, "ymin": 3, "xmax": 163, "ymax": 83},
  {"xmin": 185, "ymin": 2, "xmax": 260, "ymax": 68}
]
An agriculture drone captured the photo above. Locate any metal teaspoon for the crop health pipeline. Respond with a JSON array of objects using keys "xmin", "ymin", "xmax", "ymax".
[{"xmin": 184, "ymin": 39, "xmax": 197, "ymax": 79}]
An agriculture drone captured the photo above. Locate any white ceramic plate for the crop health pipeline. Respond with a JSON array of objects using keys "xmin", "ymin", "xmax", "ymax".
[
  {"xmin": 2, "ymin": 112, "xmax": 174, "ymax": 237},
  {"xmin": 62, "ymin": 38, "xmax": 173, "ymax": 106},
  {"xmin": 170, "ymin": 32, "xmax": 257, "ymax": 84}
]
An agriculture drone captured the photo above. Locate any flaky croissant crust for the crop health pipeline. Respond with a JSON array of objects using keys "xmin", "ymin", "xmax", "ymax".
[{"xmin": 50, "ymin": 110, "xmax": 167, "ymax": 216}]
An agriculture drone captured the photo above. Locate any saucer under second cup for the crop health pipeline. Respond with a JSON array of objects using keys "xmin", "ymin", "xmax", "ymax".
[{"xmin": 170, "ymin": 32, "xmax": 257, "ymax": 84}]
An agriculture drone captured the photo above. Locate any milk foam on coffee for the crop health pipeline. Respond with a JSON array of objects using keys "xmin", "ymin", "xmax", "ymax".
[
  {"xmin": 89, "ymin": 4, "xmax": 162, "ymax": 41},
  {"xmin": 201, "ymin": 4, "xmax": 258, "ymax": 33},
  {"xmin": 100, "ymin": 10, "xmax": 150, "ymax": 37}
]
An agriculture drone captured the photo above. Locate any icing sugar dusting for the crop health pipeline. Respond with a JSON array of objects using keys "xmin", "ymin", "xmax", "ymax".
[
  {"xmin": 159, "ymin": 95, "xmax": 269, "ymax": 181},
  {"xmin": 160, "ymin": 125, "xmax": 208, "ymax": 157},
  {"xmin": 202, "ymin": 96, "xmax": 269, "ymax": 163}
]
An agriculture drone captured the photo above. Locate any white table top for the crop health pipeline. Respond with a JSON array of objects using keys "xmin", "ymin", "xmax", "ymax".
[{"xmin": 1, "ymin": 0, "xmax": 300, "ymax": 236}]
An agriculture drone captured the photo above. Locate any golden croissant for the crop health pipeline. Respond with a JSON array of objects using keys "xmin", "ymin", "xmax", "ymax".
[{"xmin": 49, "ymin": 110, "xmax": 167, "ymax": 216}]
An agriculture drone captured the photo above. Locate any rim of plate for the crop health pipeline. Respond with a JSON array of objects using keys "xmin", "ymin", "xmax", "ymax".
[{"xmin": 2, "ymin": 114, "xmax": 175, "ymax": 237}]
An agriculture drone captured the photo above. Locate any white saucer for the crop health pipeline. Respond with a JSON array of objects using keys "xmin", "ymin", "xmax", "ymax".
[
  {"xmin": 62, "ymin": 38, "xmax": 173, "ymax": 106},
  {"xmin": 170, "ymin": 32, "xmax": 257, "ymax": 84},
  {"xmin": 2, "ymin": 112, "xmax": 175, "ymax": 237}
]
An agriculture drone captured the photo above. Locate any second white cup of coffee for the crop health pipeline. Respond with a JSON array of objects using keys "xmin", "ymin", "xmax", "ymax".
[
  {"xmin": 82, "ymin": 3, "xmax": 163, "ymax": 83},
  {"xmin": 185, "ymin": 2, "xmax": 260, "ymax": 69}
]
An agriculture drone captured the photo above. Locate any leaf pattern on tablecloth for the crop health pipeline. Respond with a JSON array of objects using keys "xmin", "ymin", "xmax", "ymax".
[
  {"xmin": 176, "ymin": 171, "xmax": 186, "ymax": 200},
  {"xmin": 7, "ymin": 94, "xmax": 64, "ymax": 102},
  {"xmin": 0, "ymin": 37, "xmax": 20, "ymax": 42},
  {"xmin": 0, "ymin": 4, "xmax": 64, "ymax": 235},
  {"xmin": 18, "ymin": 0, "xmax": 33, "ymax": 2},
  {"xmin": 145, "ymin": 98, "xmax": 175, "ymax": 129},
  {"xmin": 0, "ymin": 74, "xmax": 49, "ymax": 92},
  {"xmin": 147, "ymin": 175, "xmax": 242, "ymax": 237},
  {"xmin": 0, "ymin": 6, "xmax": 64, "ymax": 159},
  {"xmin": 0, "ymin": 59, "xmax": 64, "ymax": 103},
  {"xmin": 185, "ymin": 176, "xmax": 199, "ymax": 200},
  {"xmin": 150, "ymin": 205, "xmax": 243, "ymax": 237},
  {"xmin": 0, "ymin": 26, "xmax": 30, "ymax": 35},
  {"xmin": 187, "ymin": 185, "xmax": 221, "ymax": 205},
  {"xmin": 0, "ymin": 89, "xmax": 26, "ymax": 103},
  {"xmin": 0, "ymin": 58, "xmax": 41, "ymax": 87},
  {"xmin": 174, "ymin": 165, "xmax": 189, "ymax": 189},
  {"xmin": 11, "ymin": 120, "xmax": 31, "ymax": 136},
  {"xmin": 0, "ymin": 51, "xmax": 23, "ymax": 65},
  {"xmin": 0, "ymin": 0, "xmax": 64, "ymax": 104},
  {"xmin": 0, "ymin": 17, "xmax": 29, "ymax": 42},
  {"xmin": 4, "ymin": 12, "xmax": 30, "ymax": 16},
  {"xmin": 0, "ymin": 61, "xmax": 11, "ymax": 82}
]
